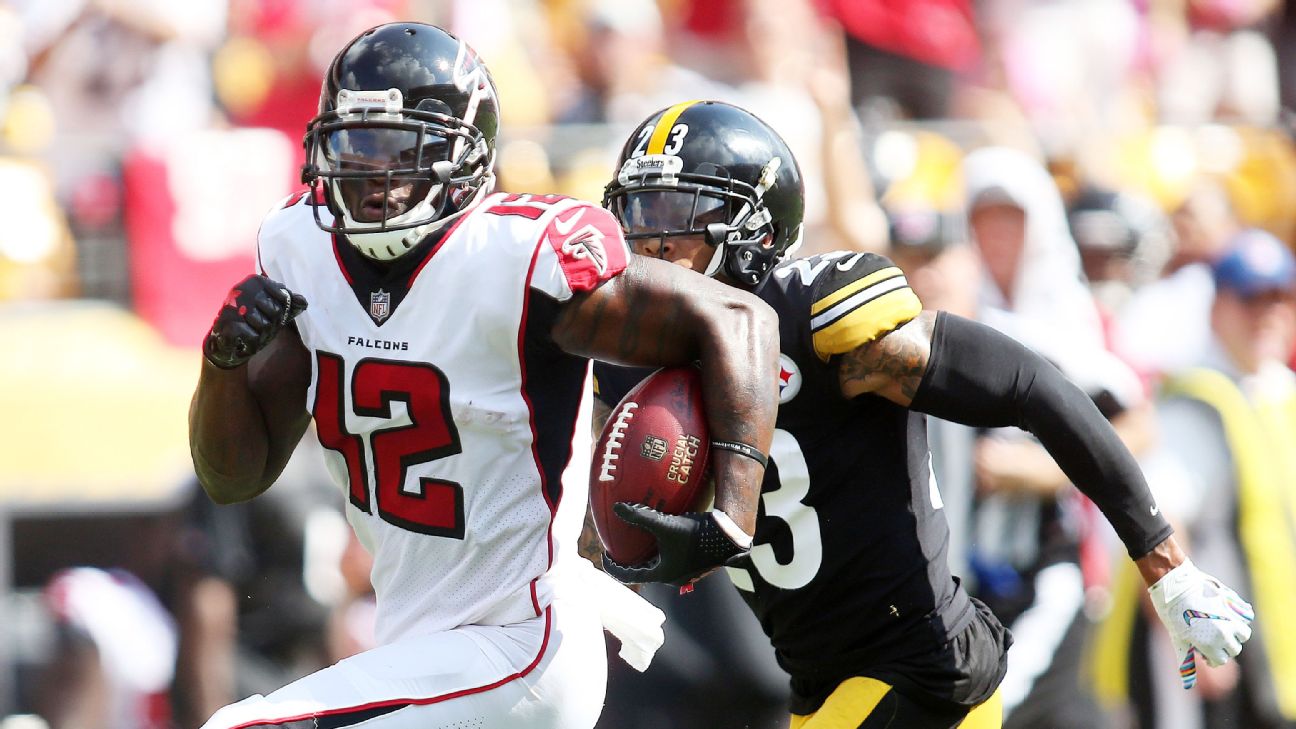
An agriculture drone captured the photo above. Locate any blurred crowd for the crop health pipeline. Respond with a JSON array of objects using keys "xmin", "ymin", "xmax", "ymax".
[{"xmin": 4, "ymin": 0, "xmax": 1296, "ymax": 728}]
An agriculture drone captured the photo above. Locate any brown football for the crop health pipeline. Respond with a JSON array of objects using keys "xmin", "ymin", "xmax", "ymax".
[{"xmin": 590, "ymin": 366, "xmax": 712, "ymax": 565}]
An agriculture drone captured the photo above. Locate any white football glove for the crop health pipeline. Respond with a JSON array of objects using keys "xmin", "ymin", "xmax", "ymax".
[{"xmin": 1148, "ymin": 558, "xmax": 1255, "ymax": 689}]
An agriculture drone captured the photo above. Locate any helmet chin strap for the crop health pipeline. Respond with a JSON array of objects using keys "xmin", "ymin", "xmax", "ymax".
[{"xmin": 348, "ymin": 226, "xmax": 425, "ymax": 260}]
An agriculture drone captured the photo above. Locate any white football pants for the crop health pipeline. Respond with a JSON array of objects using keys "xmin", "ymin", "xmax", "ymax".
[{"xmin": 199, "ymin": 594, "xmax": 607, "ymax": 729}]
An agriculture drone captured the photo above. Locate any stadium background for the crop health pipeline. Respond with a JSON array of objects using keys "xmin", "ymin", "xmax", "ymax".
[{"xmin": 1, "ymin": 0, "xmax": 1294, "ymax": 727}]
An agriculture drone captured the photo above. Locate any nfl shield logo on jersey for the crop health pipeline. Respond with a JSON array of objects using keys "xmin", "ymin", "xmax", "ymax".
[{"xmin": 370, "ymin": 289, "xmax": 391, "ymax": 323}]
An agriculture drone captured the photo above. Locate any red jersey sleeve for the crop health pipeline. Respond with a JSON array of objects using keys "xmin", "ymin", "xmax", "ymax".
[{"xmin": 532, "ymin": 201, "xmax": 631, "ymax": 299}]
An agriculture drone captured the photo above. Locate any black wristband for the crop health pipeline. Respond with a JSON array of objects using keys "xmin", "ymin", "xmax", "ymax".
[{"xmin": 710, "ymin": 440, "xmax": 768, "ymax": 468}]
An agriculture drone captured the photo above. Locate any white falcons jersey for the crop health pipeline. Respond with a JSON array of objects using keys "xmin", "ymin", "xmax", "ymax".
[{"xmin": 256, "ymin": 191, "xmax": 630, "ymax": 645}]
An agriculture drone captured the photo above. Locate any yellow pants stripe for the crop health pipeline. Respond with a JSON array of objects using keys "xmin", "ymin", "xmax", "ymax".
[
  {"xmin": 788, "ymin": 677, "xmax": 1002, "ymax": 728},
  {"xmin": 960, "ymin": 691, "xmax": 1003, "ymax": 729}
]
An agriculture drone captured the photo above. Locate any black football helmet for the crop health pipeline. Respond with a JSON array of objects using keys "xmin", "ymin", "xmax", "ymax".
[
  {"xmin": 604, "ymin": 101, "xmax": 804, "ymax": 288},
  {"xmin": 303, "ymin": 23, "xmax": 499, "ymax": 260}
]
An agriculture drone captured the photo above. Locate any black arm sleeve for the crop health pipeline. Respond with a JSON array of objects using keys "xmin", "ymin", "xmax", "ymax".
[{"xmin": 909, "ymin": 312, "xmax": 1172, "ymax": 559}]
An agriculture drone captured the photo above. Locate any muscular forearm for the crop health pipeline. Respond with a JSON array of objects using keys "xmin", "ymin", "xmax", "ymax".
[
  {"xmin": 910, "ymin": 313, "xmax": 1172, "ymax": 558},
  {"xmin": 194, "ymin": 275, "xmax": 311, "ymax": 502},
  {"xmin": 189, "ymin": 361, "xmax": 277, "ymax": 503},
  {"xmin": 694, "ymin": 299, "xmax": 780, "ymax": 535},
  {"xmin": 557, "ymin": 260, "xmax": 779, "ymax": 536}
]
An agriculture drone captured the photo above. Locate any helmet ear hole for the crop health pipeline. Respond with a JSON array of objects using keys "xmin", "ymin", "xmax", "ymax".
[
  {"xmin": 697, "ymin": 162, "xmax": 727, "ymax": 178},
  {"xmin": 415, "ymin": 98, "xmax": 453, "ymax": 115}
]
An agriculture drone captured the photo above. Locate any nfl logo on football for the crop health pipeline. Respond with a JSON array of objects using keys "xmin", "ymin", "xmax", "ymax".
[
  {"xmin": 370, "ymin": 289, "xmax": 391, "ymax": 323},
  {"xmin": 641, "ymin": 435, "xmax": 668, "ymax": 461}
]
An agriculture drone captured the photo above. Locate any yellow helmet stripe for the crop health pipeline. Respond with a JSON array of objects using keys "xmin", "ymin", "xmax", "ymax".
[{"xmin": 646, "ymin": 100, "xmax": 701, "ymax": 155}]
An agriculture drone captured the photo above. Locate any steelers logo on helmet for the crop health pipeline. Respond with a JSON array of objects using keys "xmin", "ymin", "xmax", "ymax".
[
  {"xmin": 604, "ymin": 100, "xmax": 804, "ymax": 289},
  {"xmin": 618, "ymin": 154, "xmax": 683, "ymax": 186},
  {"xmin": 302, "ymin": 23, "xmax": 500, "ymax": 261}
]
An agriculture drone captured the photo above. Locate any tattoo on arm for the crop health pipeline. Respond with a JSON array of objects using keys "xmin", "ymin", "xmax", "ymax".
[
  {"xmin": 637, "ymin": 284, "xmax": 686, "ymax": 363},
  {"xmin": 552, "ymin": 288, "xmax": 607, "ymax": 353},
  {"xmin": 578, "ymin": 502, "xmax": 606, "ymax": 569},
  {"xmin": 838, "ymin": 311, "xmax": 936, "ymax": 405},
  {"xmin": 553, "ymin": 255, "xmax": 781, "ymax": 538},
  {"xmin": 578, "ymin": 399, "xmax": 614, "ymax": 569},
  {"xmin": 611, "ymin": 269, "xmax": 654, "ymax": 360},
  {"xmin": 592, "ymin": 399, "xmax": 611, "ymax": 441},
  {"xmin": 552, "ymin": 257, "xmax": 699, "ymax": 365}
]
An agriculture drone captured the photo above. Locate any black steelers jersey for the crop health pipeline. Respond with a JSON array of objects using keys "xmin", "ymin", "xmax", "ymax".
[{"xmin": 594, "ymin": 251, "xmax": 975, "ymax": 689}]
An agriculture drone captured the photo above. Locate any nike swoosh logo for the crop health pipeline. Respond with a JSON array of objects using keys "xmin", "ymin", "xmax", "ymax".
[
  {"xmin": 1183, "ymin": 609, "xmax": 1229, "ymax": 624},
  {"xmin": 1151, "ymin": 504, "xmax": 1160, "ymax": 516},
  {"xmin": 553, "ymin": 208, "xmax": 583, "ymax": 236},
  {"xmin": 836, "ymin": 253, "xmax": 864, "ymax": 272}
]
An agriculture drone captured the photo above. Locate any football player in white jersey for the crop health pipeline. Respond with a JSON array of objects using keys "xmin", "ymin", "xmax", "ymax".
[{"xmin": 188, "ymin": 24, "xmax": 780, "ymax": 729}]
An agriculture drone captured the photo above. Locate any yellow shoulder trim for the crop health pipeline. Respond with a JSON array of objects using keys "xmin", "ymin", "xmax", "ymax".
[
  {"xmin": 812, "ymin": 288, "xmax": 921, "ymax": 360},
  {"xmin": 810, "ymin": 266, "xmax": 904, "ymax": 316}
]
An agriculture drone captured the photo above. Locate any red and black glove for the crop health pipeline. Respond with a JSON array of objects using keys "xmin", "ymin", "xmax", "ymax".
[{"xmin": 203, "ymin": 274, "xmax": 308, "ymax": 369}]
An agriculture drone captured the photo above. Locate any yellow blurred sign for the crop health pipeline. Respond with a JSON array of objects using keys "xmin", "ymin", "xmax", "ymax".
[{"xmin": 0, "ymin": 303, "xmax": 197, "ymax": 506}]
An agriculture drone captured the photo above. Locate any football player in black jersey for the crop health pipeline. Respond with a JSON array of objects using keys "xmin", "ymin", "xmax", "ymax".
[{"xmin": 589, "ymin": 100, "xmax": 1256, "ymax": 729}]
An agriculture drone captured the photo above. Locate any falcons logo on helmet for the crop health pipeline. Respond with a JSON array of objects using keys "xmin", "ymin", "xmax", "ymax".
[{"xmin": 560, "ymin": 226, "xmax": 609, "ymax": 275}]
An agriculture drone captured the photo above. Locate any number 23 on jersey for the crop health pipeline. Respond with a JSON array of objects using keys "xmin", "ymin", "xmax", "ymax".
[{"xmin": 728, "ymin": 429, "xmax": 824, "ymax": 591}]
